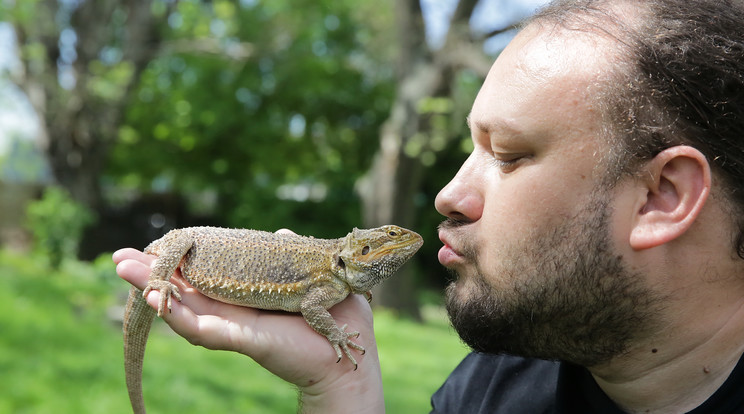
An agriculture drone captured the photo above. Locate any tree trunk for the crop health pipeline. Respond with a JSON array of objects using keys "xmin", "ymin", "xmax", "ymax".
[
  {"xmin": 359, "ymin": 0, "xmax": 488, "ymax": 318},
  {"xmin": 10, "ymin": 0, "xmax": 167, "ymax": 210}
]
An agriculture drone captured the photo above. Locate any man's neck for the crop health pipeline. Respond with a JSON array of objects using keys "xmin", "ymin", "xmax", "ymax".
[{"xmin": 588, "ymin": 298, "xmax": 744, "ymax": 413}]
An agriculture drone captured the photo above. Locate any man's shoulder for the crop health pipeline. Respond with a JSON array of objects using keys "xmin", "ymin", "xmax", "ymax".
[{"xmin": 430, "ymin": 352, "xmax": 560, "ymax": 414}]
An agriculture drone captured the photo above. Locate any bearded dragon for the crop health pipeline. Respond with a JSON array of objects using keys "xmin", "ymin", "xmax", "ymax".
[{"xmin": 123, "ymin": 225, "xmax": 423, "ymax": 414}]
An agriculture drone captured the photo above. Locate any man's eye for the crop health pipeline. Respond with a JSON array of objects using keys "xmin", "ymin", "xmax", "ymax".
[
  {"xmin": 493, "ymin": 155, "xmax": 526, "ymax": 172},
  {"xmin": 494, "ymin": 157, "xmax": 520, "ymax": 166}
]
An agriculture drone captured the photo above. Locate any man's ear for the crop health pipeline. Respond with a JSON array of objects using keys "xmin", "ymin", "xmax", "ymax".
[{"xmin": 629, "ymin": 146, "xmax": 711, "ymax": 250}]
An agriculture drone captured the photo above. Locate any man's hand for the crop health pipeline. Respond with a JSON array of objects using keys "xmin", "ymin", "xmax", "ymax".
[{"xmin": 113, "ymin": 247, "xmax": 385, "ymax": 413}]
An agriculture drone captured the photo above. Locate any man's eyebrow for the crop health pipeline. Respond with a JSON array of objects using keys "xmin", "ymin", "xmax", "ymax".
[{"xmin": 466, "ymin": 114, "xmax": 520, "ymax": 136}]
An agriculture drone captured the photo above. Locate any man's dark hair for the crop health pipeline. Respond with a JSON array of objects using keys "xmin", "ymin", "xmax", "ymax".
[{"xmin": 533, "ymin": 0, "xmax": 744, "ymax": 257}]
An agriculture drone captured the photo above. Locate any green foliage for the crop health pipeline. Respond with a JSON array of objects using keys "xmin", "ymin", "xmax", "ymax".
[
  {"xmin": 25, "ymin": 187, "xmax": 95, "ymax": 268},
  {"xmin": 86, "ymin": 60, "xmax": 135, "ymax": 102},
  {"xmin": 107, "ymin": 0, "xmax": 396, "ymax": 235},
  {"xmin": 104, "ymin": 0, "xmax": 480, "ymax": 288},
  {"xmin": 0, "ymin": 250, "xmax": 467, "ymax": 413}
]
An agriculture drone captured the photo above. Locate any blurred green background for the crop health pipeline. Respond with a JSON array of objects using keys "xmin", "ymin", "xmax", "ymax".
[{"xmin": 0, "ymin": 0, "xmax": 544, "ymax": 411}]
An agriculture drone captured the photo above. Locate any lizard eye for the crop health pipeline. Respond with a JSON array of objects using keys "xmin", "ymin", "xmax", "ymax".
[
  {"xmin": 388, "ymin": 231, "xmax": 398, "ymax": 237},
  {"xmin": 361, "ymin": 246, "xmax": 370, "ymax": 255}
]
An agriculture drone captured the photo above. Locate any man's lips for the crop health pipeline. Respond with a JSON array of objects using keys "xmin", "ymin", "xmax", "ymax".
[{"xmin": 438, "ymin": 231, "xmax": 466, "ymax": 266}]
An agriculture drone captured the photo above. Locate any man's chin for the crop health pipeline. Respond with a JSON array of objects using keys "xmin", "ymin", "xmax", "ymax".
[
  {"xmin": 444, "ymin": 263, "xmax": 478, "ymax": 285},
  {"xmin": 443, "ymin": 274, "xmax": 476, "ymax": 304},
  {"xmin": 444, "ymin": 281, "xmax": 503, "ymax": 354}
]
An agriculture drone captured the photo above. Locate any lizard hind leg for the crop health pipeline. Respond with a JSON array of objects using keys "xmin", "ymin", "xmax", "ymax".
[
  {"xmin": 142, "ymin": 279, "xmax": 182, "ymax": 317},
  {"xmin": 144, "ymin": 231, "xmax": 193, "ymax": 317}
]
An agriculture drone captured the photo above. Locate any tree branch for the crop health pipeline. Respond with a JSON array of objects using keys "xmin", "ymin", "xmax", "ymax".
[
  {"xmin": 479, "ymin": 21, "xmax": 522, "ymax": 41},
  {"xmin": 160, "ymin": 38, "xmax": 255, "ymax": 61},
  {"xmin": 451, "ymin": 0, "xmax": 480, "ymax": 24}
]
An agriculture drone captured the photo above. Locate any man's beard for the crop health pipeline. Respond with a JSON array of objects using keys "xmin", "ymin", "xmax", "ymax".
[{"xmin": 443, "ymin": 194, "xmax": 663, "ymax": 367}]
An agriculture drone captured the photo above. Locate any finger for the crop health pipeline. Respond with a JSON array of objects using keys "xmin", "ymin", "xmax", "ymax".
[
  {"xmin": 149, "ymin": 281, "xmax": 315, "ymax": 356},
  {"xmin": 166, "ymin": 276, "xmax": 234, "ymax": 317},
  {"xmin": 116, "ymin": 258, "xmax": 153, "ymax": 290},
  {"xmin": 145, "ymin": 289, "xmax": 196, "ymax": 333},
  {"xmin": 112, "ymin": 248, "xmax": 154, "ymax": 265},
  {"xmin": 116, "ymin": 258, "xmax": 212, "ymax": 318},
  {"xmin": 148, "ymin": 288, "xmax": 255, "ymax": 352},
  {"xmin": 160, "ymin": 275, "xmax": 255, "ymax": 323}
]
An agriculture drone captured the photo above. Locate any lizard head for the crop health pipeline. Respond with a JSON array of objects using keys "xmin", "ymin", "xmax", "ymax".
[{"xmin": 335, "ymin": 225, "xmax": 424, "ymax": 293}]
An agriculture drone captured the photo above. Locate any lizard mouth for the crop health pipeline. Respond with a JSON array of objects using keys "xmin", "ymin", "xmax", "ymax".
[{"xmin": 373, "ymin": 234, "xmax": 424, "ymax": 259}]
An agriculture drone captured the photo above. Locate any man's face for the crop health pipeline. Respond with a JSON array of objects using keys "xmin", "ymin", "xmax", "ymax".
[{"xmin": 435, "ymin": 25, "xmax": 662, "ymax": 366}]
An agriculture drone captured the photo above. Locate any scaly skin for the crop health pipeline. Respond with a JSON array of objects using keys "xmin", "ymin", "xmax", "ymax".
[{"xmin": 123, "ymin": 225, "xmax": 423, "ymax": 414}]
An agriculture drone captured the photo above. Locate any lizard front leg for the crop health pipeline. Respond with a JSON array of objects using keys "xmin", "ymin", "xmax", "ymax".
[{"xmin": 300, "ymin": 285, "xmax": 365, "ymax": 369}]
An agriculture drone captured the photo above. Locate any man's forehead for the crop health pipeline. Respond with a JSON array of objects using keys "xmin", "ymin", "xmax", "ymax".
[
  {"xmin": 475, "ymin": 25, "xmax": 617, "ymax": 106},
  {"xmin": 515, "ymin": 24, "xmax": 618, "ymax": 81},
  {"xmin": 467, "ymin": 24, "xmax": 619, "ymax": 146}
]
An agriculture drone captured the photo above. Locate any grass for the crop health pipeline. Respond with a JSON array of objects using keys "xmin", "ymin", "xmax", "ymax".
[{"xmin": 0, "ymin": 250, "xmax": 468, "ymax": 413}]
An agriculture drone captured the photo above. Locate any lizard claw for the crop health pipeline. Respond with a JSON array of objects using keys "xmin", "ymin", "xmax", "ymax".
[
  {"xmin": 142, "ymin": 279, "xmax": 182, "ymax": 317},
  {"xmin": 330, "ymin": 324, "xmax": 364, "ymax": 370}
]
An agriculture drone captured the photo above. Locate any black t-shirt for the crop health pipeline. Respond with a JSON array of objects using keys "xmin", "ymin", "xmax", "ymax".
[{"xmin": 430, "ymin": 352, "xmax": 744, "ymax": 413}]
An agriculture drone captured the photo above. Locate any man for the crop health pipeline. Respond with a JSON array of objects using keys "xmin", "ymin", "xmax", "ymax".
[{"xmin": 114, "ymin": 0, "xmax": 744, "ymax": 412}]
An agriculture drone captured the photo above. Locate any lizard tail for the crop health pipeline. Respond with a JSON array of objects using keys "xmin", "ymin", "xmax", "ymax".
[{"xmin": 123, "ymin": 286, "xmax": 155, "ymax": 414}]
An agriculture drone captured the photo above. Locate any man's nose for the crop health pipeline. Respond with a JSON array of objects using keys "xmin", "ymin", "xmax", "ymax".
[{"xmin": 434, "ymin": 153, "xmax": 484, "ymax": 223}]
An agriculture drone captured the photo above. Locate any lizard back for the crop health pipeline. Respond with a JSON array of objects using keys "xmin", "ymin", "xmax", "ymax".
[{"xmin": 160, "ymin": 227, "xmax": 346, "ymax": 311}]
